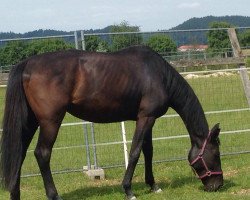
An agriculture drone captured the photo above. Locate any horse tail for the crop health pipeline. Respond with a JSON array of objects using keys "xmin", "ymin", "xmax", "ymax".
[{"xmin": 0, "ymin": 60, "xmax": 29, "ymax": 190}]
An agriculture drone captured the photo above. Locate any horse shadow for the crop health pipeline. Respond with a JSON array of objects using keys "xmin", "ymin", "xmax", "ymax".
[
  {"xmin": 61, "ymin": 181, "xmax": 147, "ymax": 200},
  {"xmin": 170, "ymin": 176, "xmax": 236, "ymax": 192},
  {"xmin": 61, "ymin": 177, "xmax": 235, "ymax": 199}
]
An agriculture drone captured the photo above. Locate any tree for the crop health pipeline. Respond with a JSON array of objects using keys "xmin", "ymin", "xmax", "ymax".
[
  {"xmin": 0, "ymin": 41, "xmax": 28, "ymax": 66},
  {"xmin": 239, "ymin": 29, "xmax": 250, "ymax": 48},
  {"xmin": 85, "ymin": 36, "xmax": 101, "ymax": 51},
  {"xmin": 109, "ymin": 21, "xmax": 142, "ymax": 51},
  {"xmin": 96, "ymin": 41, "xmax": 109, "ymax": 52},
  {"xmin": 0, "ymin": 39, "xmax": 74, "ymax": 66},
  {"xmin": 26, "ymin": 39, "xmax": 74, "ymax": 56},
  {"xmin": 84, "ymin": 36, "xmax": 108, "ymax": 52},
  {"xmin": 146, "ymin": 34, "xmax": 177, "ymax": 55},
  {"xmin": 207, "ymin": 22, "xmax": 233, "ymax": 55}
]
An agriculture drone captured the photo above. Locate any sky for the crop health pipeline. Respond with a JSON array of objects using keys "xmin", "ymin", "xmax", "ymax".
[{"xmin": 1, "ymin": 0, "xmax": 250, "ymax": 33}]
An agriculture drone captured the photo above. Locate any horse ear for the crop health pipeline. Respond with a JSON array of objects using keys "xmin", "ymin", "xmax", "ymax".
[{"xmin": 210, "ymin": 123, "xmax": 220, "ymax": 139}]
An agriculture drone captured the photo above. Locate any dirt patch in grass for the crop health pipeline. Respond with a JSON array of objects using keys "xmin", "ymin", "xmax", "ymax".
[
  {"xmin": 231, "ymin": 188, "xmax": 250, "ymax": 196},
  {"xmin": 224, "ymin": 169, "xmax": 239, "ymax": 177},
  {"xmin": 185, "ymin": 72, "xmax": 235, "ymax": 79},
  {"xmin": 224, "ymin": 165, "xmax": 250, "ymax": 178}
]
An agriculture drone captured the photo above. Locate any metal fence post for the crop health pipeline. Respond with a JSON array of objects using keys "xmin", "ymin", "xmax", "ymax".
[
  {"xmin": 84, "ymin": 123, "xmax": 105, "ymax": 180},
  {"xmin": 80, "ymin": 30, "xmax": 86, "ymax": 50},
  {"xmin": 74, "ymin": 31, "xmax": 79, "ymax": 50},
  {"xmin": 239, "ymin": 66, "xmax": 250, "ymax": 107},
  {"xmin": 90, "ymin": 123, "xmax": 98, "ymax": 169},
  {"xmin": 83, "ymin": 123, "xmax": 91, "ymax": 170},
  {"xmin": 121, "ymin": 122, "xmax": 129, "ymax": 169}
]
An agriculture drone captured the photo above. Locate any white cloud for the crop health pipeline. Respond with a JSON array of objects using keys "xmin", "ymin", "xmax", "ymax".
[{"xmin": 177, "ymin": 2, "xmax": 201, "ymax": 9}]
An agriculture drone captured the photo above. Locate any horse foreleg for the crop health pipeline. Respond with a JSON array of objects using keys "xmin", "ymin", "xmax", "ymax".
[
  {"xmin": 34, "ymin": 120, "xmax": 62, "ymax": 200},
  {"xmin": 142, "ymin": 129, "xmax": 162, "ymax": 193},
  {"xmin": 122, "ymin": 116, "xmax": 155, "ymax": 200}
]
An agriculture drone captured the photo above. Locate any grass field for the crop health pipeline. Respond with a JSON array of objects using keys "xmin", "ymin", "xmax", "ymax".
[
  {"xmin": 0, "ymin": 69, "xmax": 250, "ymax": 199},
  {"xmin": 0, "ymin": 154, "xmax": 249, "ymax": 199}
]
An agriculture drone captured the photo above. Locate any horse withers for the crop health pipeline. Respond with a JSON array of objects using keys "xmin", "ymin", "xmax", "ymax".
[{"xmin": 0, "ymin": 46, "xmax": 223, "ymax": 200}]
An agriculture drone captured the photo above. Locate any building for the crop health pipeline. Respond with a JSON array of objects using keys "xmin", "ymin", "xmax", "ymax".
[{"xmin": 178, "ymin": 45, "xmax": 208, "ymax": 52}]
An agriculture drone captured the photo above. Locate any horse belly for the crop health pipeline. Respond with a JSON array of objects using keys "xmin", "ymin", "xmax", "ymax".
[{"xmin": 67, "ymin": 99, "xmax": 139, "ymax": 123}]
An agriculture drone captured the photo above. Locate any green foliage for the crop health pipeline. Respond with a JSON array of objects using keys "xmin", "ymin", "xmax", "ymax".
[
  {"xmin": 0, "ymin": 41, "xmax": 29, "ymax": 65},
  {"xmin": 85, "ymin": 36, "xmax": 109, "ymax": 52},
  {"xmin": 207, "ymin": 22, "xmax": 233, "ymax": 54},
  {"xmin": 85, "ymin": 36, "xmax": 101, "ymax": 51},
  {"xmin": 91, "ymin": 23, "xmax": 177, "ymax": 54},
  {"xmin": 146, "ymin": 34, "xmax": 177, "ymax": 55},
  {"xmin": 239, "ymin": 29, "xmax": 250, "ymax": 47},
  {"xmin": 96, "ymin": 41, "xmax": 109, "ymax": 52},
  {"xmin": 245, "ymin": 57, "xmax": 250, "ymax": 67},
  {"xmin": 26, "ymin": 39, "xmax": 74, "ymax": 55},
  {"xmin": 109, "ymin": 21, "xmax": 142, "ymax": 51},
  {"xmin": 0, "ymin": 39, "xmax": 74, "ymax": 66}
]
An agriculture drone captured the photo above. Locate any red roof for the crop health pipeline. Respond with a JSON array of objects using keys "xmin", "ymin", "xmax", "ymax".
[{"xmin": 178, "ymin": 45, "xmax": 208, "ymax": 51}]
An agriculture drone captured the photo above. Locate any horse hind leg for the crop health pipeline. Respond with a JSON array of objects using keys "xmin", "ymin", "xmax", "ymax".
[{"xmin": 34, "ymin": 118, "xmax": 64, "ymax": 200}]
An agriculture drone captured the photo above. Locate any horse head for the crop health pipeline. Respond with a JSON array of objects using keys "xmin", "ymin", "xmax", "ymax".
[{"xmin": 188, "ymin": 123, "xmax": 223, "ymax": 192}]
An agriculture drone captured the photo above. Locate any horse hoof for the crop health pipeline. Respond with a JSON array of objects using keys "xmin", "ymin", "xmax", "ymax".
[
  {"xmin": 151, "ymin": 184, "xmax": 163, "ymax": 193},
  {"xmin": 47, "ymin": 195, "xmax": 63, "ymax": 200},
  {"xmin": 125, "ymin": 195, "xmax": 137, "ymax": 200},
  {"xmin": 154, "ymin": 188, "xmax": 162, "ymax": 193}
]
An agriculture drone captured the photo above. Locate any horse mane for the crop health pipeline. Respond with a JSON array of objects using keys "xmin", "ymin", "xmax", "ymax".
[{"xmin": 164, "ymin": 61, "xmax": 209, "ymax": 140}]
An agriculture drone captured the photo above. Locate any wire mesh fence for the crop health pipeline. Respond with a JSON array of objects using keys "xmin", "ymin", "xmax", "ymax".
[
  {"xmin": 1, "ymin": 27, "xmax": 249, "ymax": 72},
  {"xmin": 81, "ymin": 27, "xmax": 250, "ymax": 59},
  {"xmin": 0, "ymin": 28, "xmax": 249, "ymax": 177}
]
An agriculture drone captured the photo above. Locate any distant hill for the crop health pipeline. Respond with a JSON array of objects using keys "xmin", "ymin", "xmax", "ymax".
[
  {"xmin": 171, "ymin": 15, "xmax": 250, "ymax": 30},
  {"xmin": 168, "ymin": 15, "xmax": 250, "ymax": 45},
  {"xmin": 0, "ymin": 26, "xmax": 113, "ymax": 40}
]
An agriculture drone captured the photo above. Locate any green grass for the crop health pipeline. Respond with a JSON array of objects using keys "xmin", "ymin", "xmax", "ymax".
[{"xmin": 0, "ymin": 154, "xmax": 249, "ymax": 200}]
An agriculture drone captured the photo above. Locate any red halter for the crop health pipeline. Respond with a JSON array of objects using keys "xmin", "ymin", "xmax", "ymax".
[{"xmin": 189, "ymin": 131, "xmax": 223, "ymax": 179}]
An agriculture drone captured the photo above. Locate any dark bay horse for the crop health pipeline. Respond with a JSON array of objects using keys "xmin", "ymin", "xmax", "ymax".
[{"xmin": 0, "ymin": 46, "xmax": 223, "ymax": 200}]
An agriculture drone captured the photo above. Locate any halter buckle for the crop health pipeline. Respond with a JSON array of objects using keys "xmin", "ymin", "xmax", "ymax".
[{"xmin": 206, "ymin": 171, "xmax": 212, "ymax": 177}]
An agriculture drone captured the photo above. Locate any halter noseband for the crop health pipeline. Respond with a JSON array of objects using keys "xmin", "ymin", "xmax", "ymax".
[{"xmin": 189, "ymin": 131, "xmax": 223, "ymax": 180}]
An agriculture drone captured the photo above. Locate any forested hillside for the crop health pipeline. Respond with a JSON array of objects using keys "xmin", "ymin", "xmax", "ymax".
[
  {"xmin": 0, "ymin": 26, "xmax": 113, "ymax": 40},
  {"xmin": 171, "ymin": 15, "xmax": 250, "ymax": 30}
]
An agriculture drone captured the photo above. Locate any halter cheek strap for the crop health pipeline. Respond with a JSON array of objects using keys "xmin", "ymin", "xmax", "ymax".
[{"xmin": 189, "ymin": 131, "xmax": 223, "ymax": 180}]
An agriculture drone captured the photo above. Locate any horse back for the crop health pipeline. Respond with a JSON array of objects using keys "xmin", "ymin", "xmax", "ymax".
[{"xmin": 22, "ymin": 47, "xmax": 169, "ymax": 123}]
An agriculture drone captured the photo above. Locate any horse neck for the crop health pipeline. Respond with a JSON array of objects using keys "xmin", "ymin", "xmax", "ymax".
[{"xmin": 168, "ymin": 72, "xmax": 209, "ymax": 147}]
